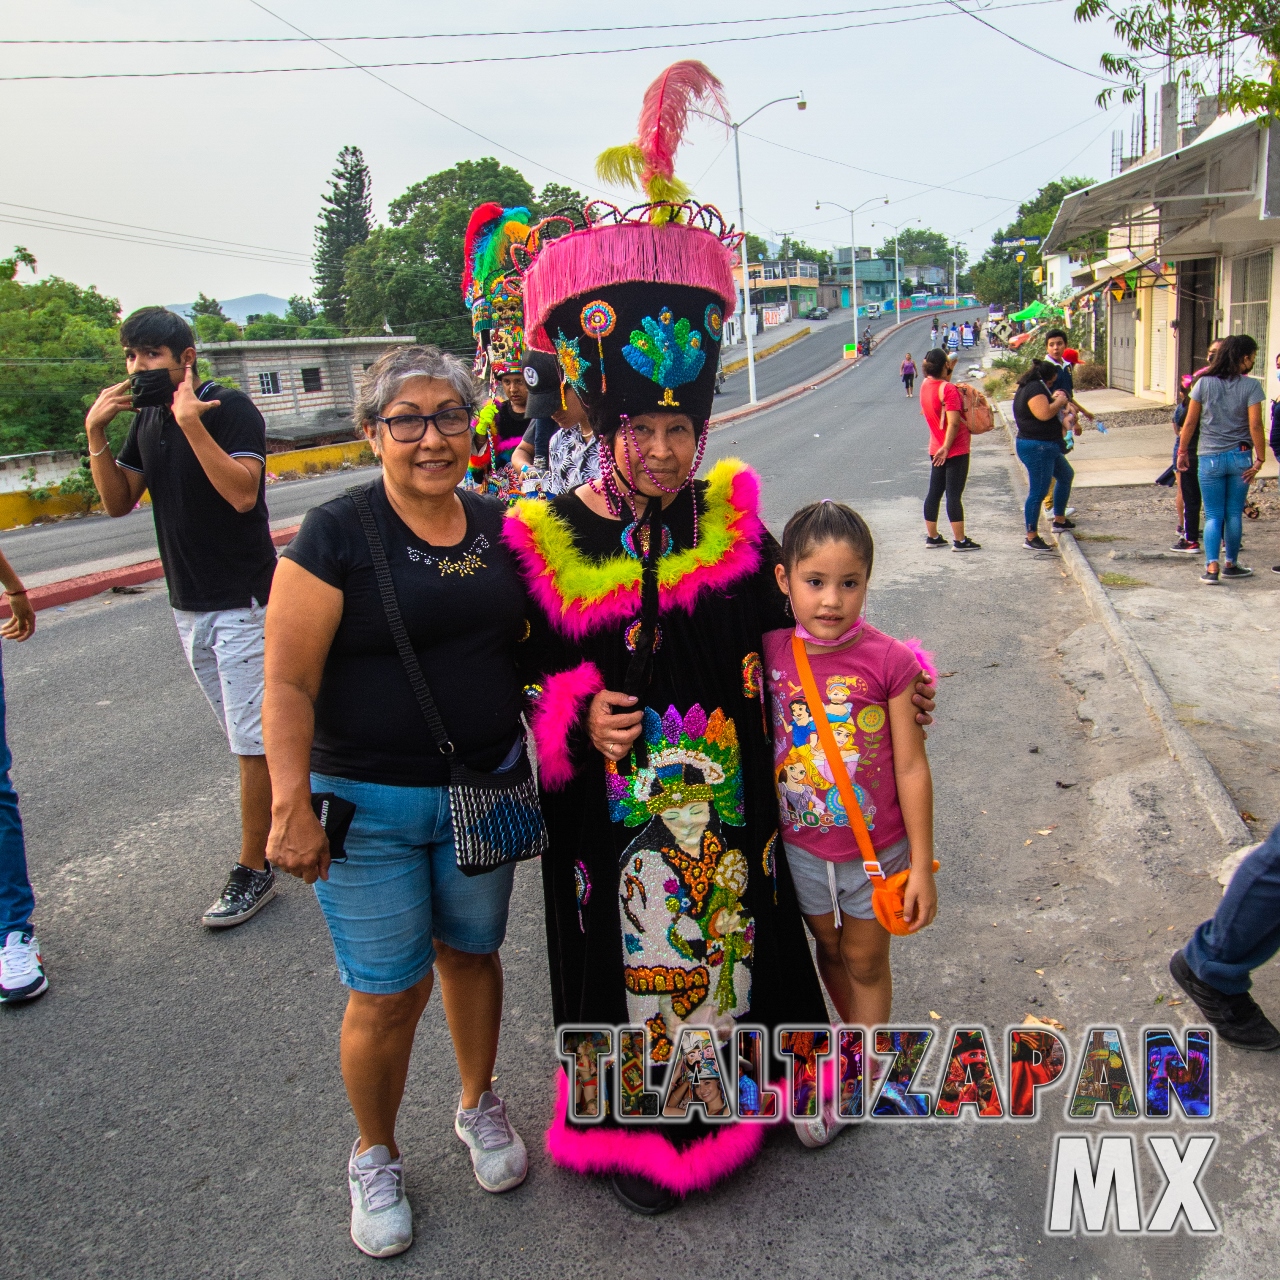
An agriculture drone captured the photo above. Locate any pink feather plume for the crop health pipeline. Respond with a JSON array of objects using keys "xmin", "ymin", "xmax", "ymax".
[{"xmin": 636, "ymin": 61, "xmax": 729, "ymax": 184}]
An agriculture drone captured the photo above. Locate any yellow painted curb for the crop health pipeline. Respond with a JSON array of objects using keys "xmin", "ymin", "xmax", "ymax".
[
  {"xmin": 0, "ymin": 438, "xmax": 377, "ymax": 530},
  {"xmin": 720, "ymin": 326, "xmax": 811, "ymax": 375}
]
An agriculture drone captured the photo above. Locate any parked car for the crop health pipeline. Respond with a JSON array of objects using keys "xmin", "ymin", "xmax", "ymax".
[{"xmin": 803, "ymin": 306, "xmax": 829, "ymax": 320}]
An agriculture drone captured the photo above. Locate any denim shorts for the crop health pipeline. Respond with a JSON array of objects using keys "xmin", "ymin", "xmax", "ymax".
[
  {"xmin": 783, "ymin": 836, "xmax": 911, "ymax": 922},
  {"xmin": 310, "ymin": 773, "xmax": 517, "ymax": 995}
]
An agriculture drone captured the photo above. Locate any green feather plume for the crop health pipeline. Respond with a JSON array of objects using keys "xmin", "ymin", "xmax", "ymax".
[{"xmin": 595, "ymin": 144, "xmax": 647, "ymax": 192}]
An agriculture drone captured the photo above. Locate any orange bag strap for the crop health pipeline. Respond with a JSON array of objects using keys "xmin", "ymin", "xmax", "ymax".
[{"xmin": 790, "ymin": 631, "xmax": 884, "ymax": 881}]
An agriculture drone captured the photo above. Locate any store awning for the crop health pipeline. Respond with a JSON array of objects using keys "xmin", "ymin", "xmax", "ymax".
[
  {"xmin": 1009, "ymin": 300, "xmax": 1055, "ymax": 321},
  {"xmin": 1042, "ymin": 115, "xmax": 1263, "ymax": 254}
]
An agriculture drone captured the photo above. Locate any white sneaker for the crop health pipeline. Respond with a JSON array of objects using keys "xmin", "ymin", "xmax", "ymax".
[
  {"xmin": 348, "ymin": 1141, "xmax": 413, "ymax": 1258},
  {"xmin": 455, "ymin": 1090, "xmax": 528, "ymax": 1192},
  {"xmin": 794, "ymin": 1092, "xmax": 850, "ymax": 1149},
  {"xmin": 0, "ymin": 931, "xmax": 48, "ymax": 1003}
]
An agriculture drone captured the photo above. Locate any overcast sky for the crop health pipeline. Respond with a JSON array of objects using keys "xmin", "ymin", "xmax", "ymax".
[{"xmin": 0, "ymin": 0, "xmax": 1137, "ymax": 312}]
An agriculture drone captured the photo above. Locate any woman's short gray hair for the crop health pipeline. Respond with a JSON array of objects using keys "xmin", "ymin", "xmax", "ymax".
[{"xmin": 355, "ymin": 344, "xmax": 478, "ymax": 427}]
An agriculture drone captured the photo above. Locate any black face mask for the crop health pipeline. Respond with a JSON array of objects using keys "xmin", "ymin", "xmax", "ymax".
[{"xmin": 130, "ymin": 367, "xmax": 177, "ymax": 409}]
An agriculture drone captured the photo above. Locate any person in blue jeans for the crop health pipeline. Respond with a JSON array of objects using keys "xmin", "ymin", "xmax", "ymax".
[
  {"xmin": 1011, "ymin": 360, "xmax": 1071, "ymax": 550},
  {"xmin": 1170, "ymin": 820, "xmax": 1280, "ymax": 1050},
  {"xmin": 1178, "ymin": 334, "xmax": 1265, "ymax": 584},
  {"xmin": 0, "ymin": 546, "xmax": 45, "ymax": 1004}
]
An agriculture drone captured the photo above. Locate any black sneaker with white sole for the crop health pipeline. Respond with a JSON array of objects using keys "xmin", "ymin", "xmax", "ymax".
[
  {"xmin": 1221, "ymin": 563, "xmax": 1253, "ymax": 579},
  {"xmin": 1169, "ymin": 951, "xmax": 1280, "ymax": 1051},
  {"xmin": 202, "ymin": 862, "xmax": 276, "ymax": 929},
  {"xmin": 1023, "ymin": 535, "xmax": 1051, "ymax": 550},
  {"xmin": 925, "ymin": 534, "xmax": 948, "ymax": 548},
  {"xmin": 952, "ymin": 537, "xmax": 982, "ymax": 552}
]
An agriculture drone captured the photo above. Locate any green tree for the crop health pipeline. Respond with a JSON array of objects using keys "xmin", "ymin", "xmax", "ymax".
[
  {"xmin": 343, "ymin": 157, "xmax": 535, "ymax": 349},
  {"xmin": 1075, "ymin": 0, "xmax": 1280, "ymax": 115},
  {"xmin": 242, "ymin": 310, "xmax": 341, "ymax": 342},
  {"xmin": 193, "ymin": 313, "xmax": 240, "ymax": 343},
  {"xmin": 967, "ymin": 178, "xmax": 1100, "ymax": 305},
  {"xmin": 874, "ymin": 227, "xmax": 963, "ymax": 270},
  {"xmin": 532, "ymin": 182, "xmax": 588, "ymax": 219},
  {"xmin": 190, "ymin": 292, "xmax": 228, "ymax": 320},
  {"xmin": 779, "ymin": 236, "xmax": 831, "ymax": 266},
  {"xmin": 286, "ymin": 295, "xmax": 318, "ymax": 325},
  {"xmin": 744, "ymin": 233, "xmax": 770, "ymax": 262},
  {"xmin": 0, "ymin": 248, "xmax": 127, "ymax": 454},
  {"xmin": 314, "ymin": 145, "xmax": 373, "ymax": 326}
]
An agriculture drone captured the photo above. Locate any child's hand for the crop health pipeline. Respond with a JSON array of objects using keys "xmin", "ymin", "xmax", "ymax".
[{"xmin": 902, "ymin": 863, "xmax": 937, "ymax": 933}]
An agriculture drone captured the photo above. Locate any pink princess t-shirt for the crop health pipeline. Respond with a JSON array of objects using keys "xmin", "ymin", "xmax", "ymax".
[{"xmin": 763, "ymin": 624, "xmax": 923, "ymax": 862}]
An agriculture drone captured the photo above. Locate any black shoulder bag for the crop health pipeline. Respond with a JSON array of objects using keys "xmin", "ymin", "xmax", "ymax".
[{"xmin": 348, "ymin": 485, "xmax": 548, "ymax": 876}]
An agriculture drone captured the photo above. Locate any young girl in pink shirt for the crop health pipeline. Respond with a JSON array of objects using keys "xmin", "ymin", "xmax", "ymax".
[{"xmin": 764, "ymin": 502, "xmax": 939, "ymax": 1109}]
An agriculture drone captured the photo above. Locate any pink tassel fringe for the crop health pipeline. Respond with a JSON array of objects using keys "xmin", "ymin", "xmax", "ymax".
[
  {"xmin": 524, "ymin": 222, "xmax": 736, "ymax": 346},
  {"xmin": 529, "ymin": 661, "xmax": 605, "ymax": 791},
  {"xmin": 904, "ymin": 637, "xmax": 937, "ymax": 682},
  {"xmin": 503, "ymin": 465, "xmax": 765, "ymax": 642},
  {"xmin": 545, "ymin": 1069, "xmax": 768, "ymax": 1194}
]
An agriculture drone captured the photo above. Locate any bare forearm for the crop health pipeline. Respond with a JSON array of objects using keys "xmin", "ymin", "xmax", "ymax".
[
  {"xmin": 895, "ymin": 761, "xmax": 934, "ymax": 865},
  {"xmin": 263, "ymin": 682, "xmax": 318, "ymax": 810},
  {"xmin": 86, "ymin": 430, "xmax": 138, "ymax": 517},
  {"xmin": 0, "ymin": 549, "xmax": 24, "ymax": 595}
]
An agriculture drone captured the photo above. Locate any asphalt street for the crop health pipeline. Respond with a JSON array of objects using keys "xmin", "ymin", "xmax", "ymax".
[{"xmin": 0, "ymin": 316, "xmax": 1265, "ymax": 1279}]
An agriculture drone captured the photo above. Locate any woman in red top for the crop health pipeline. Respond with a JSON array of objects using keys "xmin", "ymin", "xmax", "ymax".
[{"xmin": 920, "ymin": 348, "xmax": 981, "ymax": 551}]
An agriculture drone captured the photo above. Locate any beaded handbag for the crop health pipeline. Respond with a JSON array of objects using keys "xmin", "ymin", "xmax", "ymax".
[{"xmin": 349, "ymin": 486, "xmax": 548, "ymax": 876}]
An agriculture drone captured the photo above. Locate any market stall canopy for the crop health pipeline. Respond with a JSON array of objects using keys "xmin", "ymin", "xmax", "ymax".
[
  {"xmin": 1042, "ymin": 115, "xmax": 1265, "ymax": 257},
  {"xmin": 1009, "ymin": 300, "xmax": 1053, "ymax": 321}
]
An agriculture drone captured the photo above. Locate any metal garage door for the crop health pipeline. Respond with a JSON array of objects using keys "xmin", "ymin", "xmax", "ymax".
[{"xmin": 1110, "ymin": 298, "xmax": 1136, "ymax": 392}]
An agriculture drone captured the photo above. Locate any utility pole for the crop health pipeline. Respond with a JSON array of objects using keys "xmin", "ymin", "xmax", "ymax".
[
  {"xmin": 872, "ymin": 217, "xmax": 920, "ymax": 325},
  {"xmin": 728, "ymin": 94, "xmax": 806, "ymax": 405},
  {"xmin": 816, "ymin": 196, "xmax": 887, "ymax": 354}
]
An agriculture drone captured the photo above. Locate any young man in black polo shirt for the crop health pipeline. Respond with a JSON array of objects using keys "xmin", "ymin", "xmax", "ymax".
[{"xmin": 85, "ymin": 308, "xmax": 278, "ymax": 928}]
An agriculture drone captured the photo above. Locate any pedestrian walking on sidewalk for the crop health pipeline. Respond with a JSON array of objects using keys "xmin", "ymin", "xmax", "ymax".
[
  {"xmin": 86, "ymin": 308, "xmax": 278, "ymax": 929},
  {"xmin": 1012, "ymin": 361, "xmax": 1072, "ymax": 550},
  {"xmin": 0, "ymin": 550, "xmax": 46, "ymax": 1006},
  {"xmin": 930, "ymin": 321, "xmax": 939, "ymax": 348},
  {"xmin": 1170, "ymin": 820, "xmax": 1280, "ymax": 1050},
  {"xmin": 900, "ymin": 352, "xmax": 917, "ymax": 398},
  {"xmin": 263, "ymin": 345, "xmax": 529, "ymax": 1258},
  {"xmin": 1171, "ymin": 377, "xmax": 1202, "ymax": 553},
  {"xmin": 1178, "ymin": 334, "xmax": 1265, "ymax": 584},
  {"xmin": 920, "ymin": 349, "xmax": 980, "ymax": 551}
]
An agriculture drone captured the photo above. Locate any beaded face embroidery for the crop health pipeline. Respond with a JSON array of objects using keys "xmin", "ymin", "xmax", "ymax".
[
  {"xmin": 580, "ymin": 300, "xmax": 617, "ymax": 393},
  {"xmin": 704, "ymin": 303, "xmax": 724, "ymax": 342},
  {"xmin": 621, "ymin": 306, "xmax": 706, "ymax": 408},
  {"xmin": 405, "ymin": 534, "xmax": 490, "ymax": 577},
  {"xmin": 554, "ymin": 328, "xmax": 590, "ymax": 395}
]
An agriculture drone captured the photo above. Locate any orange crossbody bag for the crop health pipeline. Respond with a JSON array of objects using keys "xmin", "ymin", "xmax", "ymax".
[{"xmin": 791, "ymin": 632, "xmax": 938, "ymax": 936}]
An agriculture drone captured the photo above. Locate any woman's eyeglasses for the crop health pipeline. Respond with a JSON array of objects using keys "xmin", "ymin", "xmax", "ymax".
[{"xmin": 377, "ymin": 405, "xmax": 473, "ymax": 442}]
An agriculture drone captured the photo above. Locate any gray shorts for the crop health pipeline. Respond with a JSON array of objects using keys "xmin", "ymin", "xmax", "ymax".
[
  {"xmin": 783, "ymin": 836, "xmax": 912, "ymax": 922},
  {"xmin": 172, "ymin": 602, "xmax": 266, "ymax": 756}
]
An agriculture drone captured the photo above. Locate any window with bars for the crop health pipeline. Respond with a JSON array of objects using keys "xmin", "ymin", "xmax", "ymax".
[
  {"xmin": 257, "ymin": 371, "xmax": 282, "ymax": 395},
  {"xmin": 1229, "ymin": 250, "xmax": 1271, "ymax": 373},
  {"xmin": 301, "ymin": 367, "xmax": 323, "ymax": 393}
]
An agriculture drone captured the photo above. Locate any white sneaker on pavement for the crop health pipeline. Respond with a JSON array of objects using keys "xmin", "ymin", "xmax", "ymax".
[
  {"xmin": 454, "ymin": 1090, "xmax": 528, "ymax": 1192},
  {"xmin": 0, "ymin": 930, "xmax": 48, "ymax": 1003},
  {"xmin": 348, "ymin": 1141, "xmax": 413, "ymax": 1258}
]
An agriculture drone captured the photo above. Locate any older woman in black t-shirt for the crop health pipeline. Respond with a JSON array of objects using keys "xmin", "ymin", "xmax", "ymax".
[
  {"xmin": 263, "ymin": 346, "xmax": 529, "ymax": 1259},
  {"xmin": 1012, "ymin": 360, "xmax": 1070, "ymax": 550}
]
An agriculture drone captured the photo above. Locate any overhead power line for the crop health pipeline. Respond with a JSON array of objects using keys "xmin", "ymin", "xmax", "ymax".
[
  {"xmin": 0, "ymin": 2, "xmax": 1062, "ymax": 44},
  {"xmin": 0, "ymin": 0, "xmax": 1068, "ymax": 80}
]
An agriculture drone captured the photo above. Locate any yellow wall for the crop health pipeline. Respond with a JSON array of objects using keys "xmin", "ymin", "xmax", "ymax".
[{"xmin": 0, "ymin": 438, "xmax": 377, "ymax": 531}]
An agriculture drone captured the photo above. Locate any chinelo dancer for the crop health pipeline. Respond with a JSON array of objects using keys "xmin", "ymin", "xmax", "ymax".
[{"xmin": 505, "ymin": 62, "xmax": 937, "ymax": 1216}]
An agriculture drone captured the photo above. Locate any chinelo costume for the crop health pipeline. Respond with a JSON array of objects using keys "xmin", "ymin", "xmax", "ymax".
[
  {"xmin": 505, "ymin": 61, "xmax": 826, "ymax": 1207},
  {"xmin": 462, "ymin": 204, "xmax": 534, "ymax": 493}
]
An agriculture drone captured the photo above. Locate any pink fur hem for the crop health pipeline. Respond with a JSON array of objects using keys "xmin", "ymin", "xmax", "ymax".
[
  {"xmin": 530, "ymin": 662, "xmax": 605, "ymax": 790},
  {"xmin": 504, "ymin": 463, "xmax": 765, "ymax": 642},
  {"xmin": 544, "ymin": 1069, "xmax": 767, "ymax": 1194},
  {"xmin": 904, "ymin": 637, "xmax": 937, "ymax": 682}
]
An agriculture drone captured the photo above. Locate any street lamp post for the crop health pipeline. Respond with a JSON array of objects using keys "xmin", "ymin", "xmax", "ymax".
[
  {"xmin": 871, "ymin": 217, "xmax": 920, "ymax": 327},
  {"xmin": 815, "ymin": 195, "xmax": 886, "ymax": 354},
  {"xmin": 728, "ymin": 93, "xmax": 806, "ymax": 405}
]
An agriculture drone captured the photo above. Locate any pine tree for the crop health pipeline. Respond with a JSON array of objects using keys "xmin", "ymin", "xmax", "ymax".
[
  {"xmin": 191, "ymin": 292, "xmax": 227, "ymax": 319},
  {"xmin": 313, "ymin": 145, "xmax": 372, "ymax": 326}
]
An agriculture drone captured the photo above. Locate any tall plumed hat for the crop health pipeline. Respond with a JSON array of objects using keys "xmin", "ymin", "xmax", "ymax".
[
  {"xmin": 520, "ymin": 62, "xmax": 742, "ymax": 432},
  {"xmin": 462, "ymin": 204, "xmax": 532, "ymax": 379}
]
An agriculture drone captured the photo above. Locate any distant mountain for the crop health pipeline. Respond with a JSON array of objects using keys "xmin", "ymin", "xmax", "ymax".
[{"xmin": 168, "ymin": 294, "xmax": 291, "ymax": 324}]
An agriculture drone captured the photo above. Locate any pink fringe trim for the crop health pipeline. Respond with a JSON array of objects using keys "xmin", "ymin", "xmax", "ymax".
[
  {"xmin": 529, "ymin": 662, "xmax": 605, "ymax": 791},
  {"xmin": 903, "ymin": 638, "xmax": 937, "ymax": 682},
  {"xmin": 524, "ymin": 222, "xmax": 737, "ymax": 348},
  {"xmin": 545, "ymin": 1069, "xmax": 767, "ymax": 1195},
  {"xmin": 503, "ymin": 465, "xmax": 765, "ymax": 642}
]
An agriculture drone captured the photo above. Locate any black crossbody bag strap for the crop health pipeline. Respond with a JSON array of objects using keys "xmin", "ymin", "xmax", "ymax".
[{"xmin": 348, "ymin": 485, "xmax": 454, "ymax": 761}]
